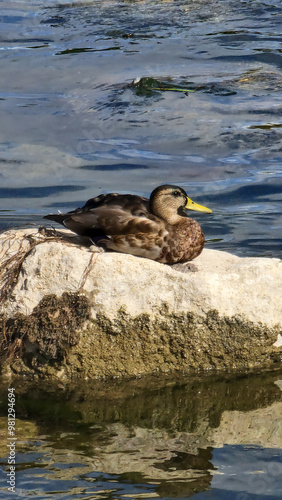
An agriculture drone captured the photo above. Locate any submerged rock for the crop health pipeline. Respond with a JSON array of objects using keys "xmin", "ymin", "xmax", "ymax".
[{"xmin": 0, "ymin": 228, "xmax": 281, "ymax": 379}]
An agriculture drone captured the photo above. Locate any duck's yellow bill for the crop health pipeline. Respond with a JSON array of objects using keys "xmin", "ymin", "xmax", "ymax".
[{"xmin": 185, "ymin": 197, "xmax": 212, "ymax": 214}]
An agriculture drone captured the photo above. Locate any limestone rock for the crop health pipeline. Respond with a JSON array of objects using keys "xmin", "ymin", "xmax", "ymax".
[{"xmin": 0, "ymin": 228, "xmax": 281, "ymax": 379}]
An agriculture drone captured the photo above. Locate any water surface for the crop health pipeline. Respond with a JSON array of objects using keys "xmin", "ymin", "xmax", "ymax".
[
  {"xmin": 0, "ymin": 0, "xmax": 281, "ymax": 256},
  {"xmin": 0, "ymin": 369, "xmax": 282, "ymax": 499}
]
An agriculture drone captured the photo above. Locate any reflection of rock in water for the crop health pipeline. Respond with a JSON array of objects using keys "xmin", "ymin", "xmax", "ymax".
[
  {"xmin": 210, "ymin": 401, "xmax": 282, "ymax": 449},
  {"xmin": 0, "ymin": 370, "xmax": 281, "ymax": 497},
  {"xmin": 90, "ymin": 423, "xmax": 214, "ymax": 496},
  {"xmin": 55, "ymin": 370, "xmax": 282, "ymax": 435},
  {"xmin": 65, "ymin": 401, "xmax": 282, "ymax": 496}
]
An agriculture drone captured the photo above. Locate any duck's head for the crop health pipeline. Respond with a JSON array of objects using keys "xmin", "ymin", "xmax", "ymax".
[{"xmin": 150, "ymin": 184, "xmax": 212, "ymax": 224}]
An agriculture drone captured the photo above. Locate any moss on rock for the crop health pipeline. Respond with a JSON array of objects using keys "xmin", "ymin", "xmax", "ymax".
[
  {"xmin": 64, "ymin": 307, "xmax": 279, "ymax": 380},
  {"xmin": 0, "ymin": 294, "xmax": 280, "ymax": 381},
  {"xmin": 0, "ymin": 292, "xmax": 90, "ymax": 371}
]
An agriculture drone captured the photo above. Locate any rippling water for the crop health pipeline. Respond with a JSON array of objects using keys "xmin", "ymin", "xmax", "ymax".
[
  {"xmin": 0, "ymin": 369, "xmax": 282, "ymax": 500},
  {"xmin": 0, "ymin": 0, "xmax": 281, "ymax": 256}
]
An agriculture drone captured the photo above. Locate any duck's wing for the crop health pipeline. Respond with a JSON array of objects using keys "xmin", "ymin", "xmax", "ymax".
[
  {"xmin": 66, "ymin": 205, "xmax": 162, "ymax": 237},
  {"xmin": 44, "ymin": 193, "xmax": 162, "ymax": 238},
  {"xmin": 82, "ymin": 193, "xmax": 149, "ymax": 214}
]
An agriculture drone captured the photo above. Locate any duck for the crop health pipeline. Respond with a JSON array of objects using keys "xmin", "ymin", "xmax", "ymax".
[{"xmin": 44, "ymin": 184, "xmax": 212, "ymax": 264}]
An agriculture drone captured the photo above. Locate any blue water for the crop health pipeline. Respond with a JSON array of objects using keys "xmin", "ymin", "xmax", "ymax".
[{"xmin": 0, "ymin": 0, "xmax": 281, "ymax": 256}]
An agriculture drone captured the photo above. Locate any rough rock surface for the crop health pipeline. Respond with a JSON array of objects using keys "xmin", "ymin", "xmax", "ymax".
[{"xmin": 0, "ymin": 228, "xmax": 281, "ymax": 379}]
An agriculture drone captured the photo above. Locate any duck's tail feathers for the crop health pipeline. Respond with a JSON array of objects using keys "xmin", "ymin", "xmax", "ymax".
[{"xmin": 43, "ymin": 213, "xmax": 66, "ymax": 225}]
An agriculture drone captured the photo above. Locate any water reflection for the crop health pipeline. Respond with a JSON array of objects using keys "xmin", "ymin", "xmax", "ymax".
[{"xmin": 0, "ymin": 369, "xmax": 281, "ymax": 498}]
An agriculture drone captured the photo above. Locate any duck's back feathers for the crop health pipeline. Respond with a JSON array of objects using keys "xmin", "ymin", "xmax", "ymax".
[{"xmin": 83, "ymin": 193, "xmax": 149, "ymax": 215}]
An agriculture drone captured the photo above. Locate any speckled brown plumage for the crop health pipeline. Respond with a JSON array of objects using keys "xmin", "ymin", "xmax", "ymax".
[{"xmin": 44, "ymin": 185, "xmax": 212, "ymax": 264}]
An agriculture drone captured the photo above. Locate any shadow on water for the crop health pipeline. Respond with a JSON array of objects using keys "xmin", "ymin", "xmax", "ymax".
[
  {"xmin": 0, "ymin": 369, "xmax": 282, "ymax": 498},
  {"xmin": 6, "ymin": 369, "xmax": 281, "ymax": 433}
]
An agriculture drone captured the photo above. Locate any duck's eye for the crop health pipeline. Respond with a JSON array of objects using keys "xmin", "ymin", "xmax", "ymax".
[{"xmin": 172, "ymin": 190, "xmax": 181, "ymax": 197}]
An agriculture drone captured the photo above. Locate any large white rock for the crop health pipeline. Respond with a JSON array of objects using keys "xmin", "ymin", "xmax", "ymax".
[{"xmin": 0, "ymin": 228, "xmax": 281, "ymax": 378}]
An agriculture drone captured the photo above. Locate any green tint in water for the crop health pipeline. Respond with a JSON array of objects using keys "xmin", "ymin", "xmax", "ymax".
[
  {"xmin": 0, "ymin": 369, "xmax": 282, "ymax": 498},
  {"xmin": 132, "ymin": 77, "xmax": 195, "ymax": 96}
]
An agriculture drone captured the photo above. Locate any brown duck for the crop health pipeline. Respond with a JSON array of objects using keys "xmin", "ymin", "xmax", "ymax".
[{"xmin": 44, "ymin": 184, "xmax": 212, "ymax": 264}]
